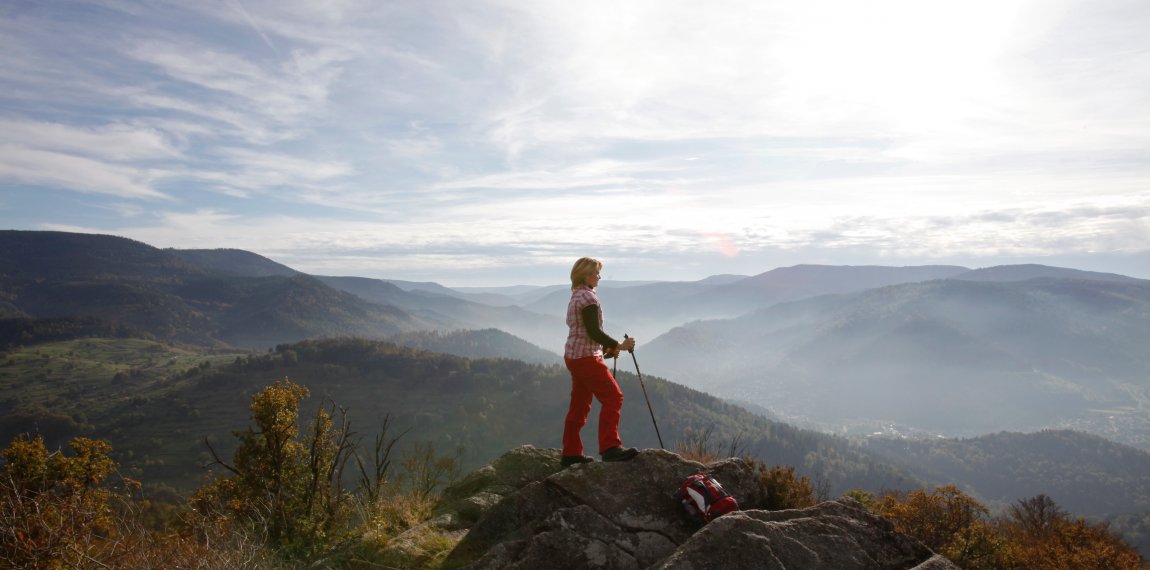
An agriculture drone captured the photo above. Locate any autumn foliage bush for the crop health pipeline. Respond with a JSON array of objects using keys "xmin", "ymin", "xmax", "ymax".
[
  {"xmin": 0, "ymin": 434, "xmax": 125, "ymax": 568},
  {"xmin": 872, "ymin": 486, "xmax": 1145, "ymax": 569},
  {"xmin": 1, "ymin": 378, "xmax": 462, "ymax": 569},
  {"xmin": 191, "ymin": 377, "xmax": 462, "ymax": 567},
  {"xmin": 4, "ymin": 376, "xmax": 1145, "ymax": 569},
  {"xmin": 193, "ymin": 378, "xmax": 358, "ymax": 558},
  {"xmin": 753, "ymin": 462, "xmax": 818, "ymax": 510},
  {"xmin": 0, "ymin": 433, "xmax": 277, "ymax": 569}
]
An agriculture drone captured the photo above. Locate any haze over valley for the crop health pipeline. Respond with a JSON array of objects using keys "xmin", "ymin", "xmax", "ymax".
[
  {"xmin": 5, "ymin": 229, "xmax": 1150, "ymax": 556},
  {"xmin": 5, "ymin": 1, "xmax": 1150, "ymax": 564},
  {"xmin": 5, "ymin": 230, "xmax": 1149, "ymax": 448}
]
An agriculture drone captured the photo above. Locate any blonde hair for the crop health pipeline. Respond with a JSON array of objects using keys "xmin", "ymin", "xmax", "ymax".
[{"xmin": 570, "ymin": 257, "xmax": 603, "ymax": 290}]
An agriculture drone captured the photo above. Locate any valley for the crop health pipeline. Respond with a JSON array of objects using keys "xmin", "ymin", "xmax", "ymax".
[{"xmin": 4, "ymin": 229, "xmax": 1150, "ymax": 556}]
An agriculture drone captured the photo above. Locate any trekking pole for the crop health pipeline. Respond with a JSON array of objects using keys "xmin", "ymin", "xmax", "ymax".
[{"xmin": 625, "ymin": 334, "xmax": 665, "ymax": 450}]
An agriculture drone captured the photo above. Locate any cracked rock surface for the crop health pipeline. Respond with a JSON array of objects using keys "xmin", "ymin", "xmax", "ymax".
[{"xmin": 438, "ymin": 446, "xmax": 956, "ymax": 570}]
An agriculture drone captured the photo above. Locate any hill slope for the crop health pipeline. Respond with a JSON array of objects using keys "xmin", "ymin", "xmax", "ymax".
[
  {"xmin": 953, "ymin": 264, "xmax": 1142, "ymax": 284},
  {"xmin": 867, "ymin": 430, "xmax": 1150, "ymax": 518},
  {"xmin": 688, "ymin": 264, "xmax": 971, "ymax": 319},
  {"xmin": 0, "ymin": 230, "xmax": 203, "ymax": 283},
  {"xmin": 642, "ymin": 275, "xmax": 1150, "ymax": 446},
  {"xmin": 0, "ymin": 230, "xmax": 430, "ymax": 347},
  {"xmin": 385, "ymin": 328, "xmax": 561, "ymax": 365},
  {"xmin": 524, "ymin": 265, "xmax": 971, "ymax": 342},
  {"xmin": 318, "ymin": 275, "xmax": 563, "ymax": 350},
  {"xmin": 0, "ymin": 336, "xmax": 918, "ymax": 495},
  {"xmin": 6, "ymin": 336, "xmax": 1149, "ymax": 556},
  {"xmin": 168, "ymin": 248, "xmax": 299, "ymax": 277}
]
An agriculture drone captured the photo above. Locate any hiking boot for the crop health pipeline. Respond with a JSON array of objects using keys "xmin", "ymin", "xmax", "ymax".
[
  {"xmin": 600, "ymin": 446, "xmax": 639, "ymax": 462},
  {"xmin": 561, "ymin": 455, "xmax": 596, "ymax": 468}
]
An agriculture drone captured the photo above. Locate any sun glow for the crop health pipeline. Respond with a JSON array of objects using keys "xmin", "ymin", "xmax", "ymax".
[{"xmin": 772, "ymin": 0, "xmax": 1030, "ymax": 136}]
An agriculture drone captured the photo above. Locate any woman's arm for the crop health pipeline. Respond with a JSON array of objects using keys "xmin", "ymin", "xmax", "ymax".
[{"xmin": 580, "ymin": 304, "xmax": 619, "ymax": 349}]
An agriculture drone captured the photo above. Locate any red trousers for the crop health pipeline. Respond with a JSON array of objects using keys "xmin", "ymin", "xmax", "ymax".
[{"xmin": 563, "ymin": 355, "xmax": 624, "ymax": 456}]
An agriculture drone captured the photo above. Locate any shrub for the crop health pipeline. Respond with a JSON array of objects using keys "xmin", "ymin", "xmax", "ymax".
[
  {"xmin": 0, "ymin": 433, "xmax": 125, "ymax": 568},
  {"xmin": 842, "ymin": 489, "xmax": 876, "ymax": 510},
  {"xmin": 874, "ymin": 487, "xmax": 1144, "ymax": 569},
  {"xmin": 674, "ymin": 425, "xmax": 745, "ymax": 465},
  {"xmin": 999, "ymin": 495, "xmax": 1143, "ymax": 569},
  {"xmin": 751, "ymin": 462, "xmax": 817, "ymax": 510},
  {"xmin": 0, "ymin": 432, "xmax": 285, "ymax": 569},
  {"xmin": 195, "ymin": 378, "xmax": 359, "ymax": 559},
  {"xmin": 875, "ymin": 485, "xmax": 1007, "ymax": 568},
  {"xmin": 193, "ymin": 377, "xmax": 463, "ymax": 565}
]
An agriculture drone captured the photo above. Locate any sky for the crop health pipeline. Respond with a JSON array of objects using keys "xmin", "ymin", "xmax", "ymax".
[{"xmin": 2, "ymin": 0, "xmax": 1149, "ymax": 286}]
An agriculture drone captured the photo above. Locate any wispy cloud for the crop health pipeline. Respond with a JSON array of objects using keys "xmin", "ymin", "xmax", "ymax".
[
  {"xmin": 3, "ymin": 0, "xmax": 1150, "ymax": 283},
  {"xmin": 224, "ymin": 0, "xmax": 283, "ymax": 59},
  {"xmin": 0, "ymin": 119, "xmax": 182, "ymax": 161},
  {"xmin": 0, "ymin": 116, "xmax": 182, "ymax": 200},
  {"xmin": 0, "ymin": 146, "xmax": 168, "ymax": 200},
  {"xmin": 124, "ymin": 38, "xmax": 347, "ymax": 138},
  {"xmin": 188, "ymin": 148, "xmax": 355, "ymax": 197}
]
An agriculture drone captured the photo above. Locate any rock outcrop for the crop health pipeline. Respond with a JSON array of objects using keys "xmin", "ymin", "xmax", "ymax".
[{"xmin": 436, "ymin": 445, "xmax": 957, "ymax": 570}]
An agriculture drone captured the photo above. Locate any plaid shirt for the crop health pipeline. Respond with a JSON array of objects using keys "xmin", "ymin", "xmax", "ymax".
[{"xmin": 564, "ymin": 286, "xmax": 605, "ymax": 359}]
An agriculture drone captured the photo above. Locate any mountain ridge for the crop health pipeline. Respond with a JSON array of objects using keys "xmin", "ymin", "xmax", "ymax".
[
  {"xmin": 642, "ymin": 276, "xmax": 1150, "ymax": 448},
  {"xmin": 7, "ymin": 230, "xmax": 1148, "ymax": 447},
  {"xmin": 867, "ymin": 429, "xmax": 1150, "ymax": 518},
  {"xmin": 6, "ymin": 230, "xmax": 1150, "ymax": 557},
  {"xmin": 0, "ymin": 230, "xmax": 430, "ymax": 347},
  {"xmin": 168, "ymin": 247, "xmax": 299, "ymax": 277}
]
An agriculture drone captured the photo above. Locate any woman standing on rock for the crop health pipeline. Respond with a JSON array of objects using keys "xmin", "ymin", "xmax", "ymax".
[{"xmin": 561, "ymin": 257, "xmax": 639, "ymax": 467}]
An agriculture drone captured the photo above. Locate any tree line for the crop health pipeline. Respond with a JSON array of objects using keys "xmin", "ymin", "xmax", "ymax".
[{"xmin": 4, "ymin": 376, "xmax": 1143, "ymax": 568}]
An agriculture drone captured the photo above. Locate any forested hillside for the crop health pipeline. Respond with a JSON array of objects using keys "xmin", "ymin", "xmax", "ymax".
[
  {"xmin": 385, "ymin": 328, "xmax": 561, "ymax": 365},
  {"xmin": 868, "ymin": 430, "xmax": 1150, "ymax": 557},
  {"xmin": 168, "ymin": 248, "xmax": 299, "ymax": 277},
  {"xmin": 0, "ymin": 231, "xmax": 431, "ymax": 347},
  {"xmin": 318, "ymin": 275, "xmax": 563, "ymax": 349},
  {"xmin": 5, "ymin": 230, "xmax": 1150, "ymax": 562},
  {"xmin": 0, "ymin": 316, "xmax": 148, "ymax": 348},
  {"xmin": 0, "ymin": 336, "xmax": 917, "ymax": 495},
  {"xmin": 867, "ymin": 430, "xmax": 1150, "ymax": 517}
]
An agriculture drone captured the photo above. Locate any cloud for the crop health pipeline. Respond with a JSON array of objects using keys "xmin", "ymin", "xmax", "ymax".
[
  {"xmin": 0, "ymin": 119, "xmax": 182, "ymax": 161},
  {"xmin": 40, "ymin": 181, "xmax": 1150, "ymax": 285},
  {"xmin": 4, "ymin": 0, "xmax": 1150, "ymax": 284},
  {"xmin": 465, "ymin": 0, "xmax": 1150, "ymax": 174},
  {"xmin": 124, "ymin": 38, "xmax": 348, "ymax": 136},
  {"xmin": 225, "ymin": 0, "xmax": 283, "ymax": 58},
  {"xmin": 0, "ymin": 146, "xmax": 168, "ymax": 199},
  {"xmin": 765, "ymin": 202, "xmax": 1150, "ymax": 259},
  {"xmin": 0, "ymin": 118, "xmax": 184, "ymax": 199},
  {"xmin": 190, "ymin": 148, "xmax": 355, "ymax": 196}
]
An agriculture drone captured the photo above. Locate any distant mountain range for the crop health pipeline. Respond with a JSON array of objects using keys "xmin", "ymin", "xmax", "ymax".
[
  {"xmin": 0, "ymin": 231, "xmax": 566, "ymax": 350},
  {"xmin": 2, "ymin": 230, "xmax": 1052, "ymax": 353},
  {"xmin": 641, "ymin": 272, "xmax": 1150, "ymax": 447},
  {"xmin": 6, "ymin": 229, "xmax": 1150, "ymax": 555},
  {"xmin": 4, "ymin": 229, "xmax": 1149, "ymax": 449},
  {"xmin": 315, "ymin": 275, "xmax": 562, "ymax": 350},
  {"xmin": 0, "ymin": 231, "xmax": 428, "ymax": 347}
]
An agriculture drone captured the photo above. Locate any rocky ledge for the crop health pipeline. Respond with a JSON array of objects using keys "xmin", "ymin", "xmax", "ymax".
[{"xmin": 422, "ymin": 445, "xmax": 956, "ymax": 570}]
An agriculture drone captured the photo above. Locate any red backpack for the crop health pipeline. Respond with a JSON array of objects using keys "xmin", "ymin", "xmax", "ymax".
[{"xmin": 678, "ymin": 473, "xmax": 739, "ymax": 524}]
